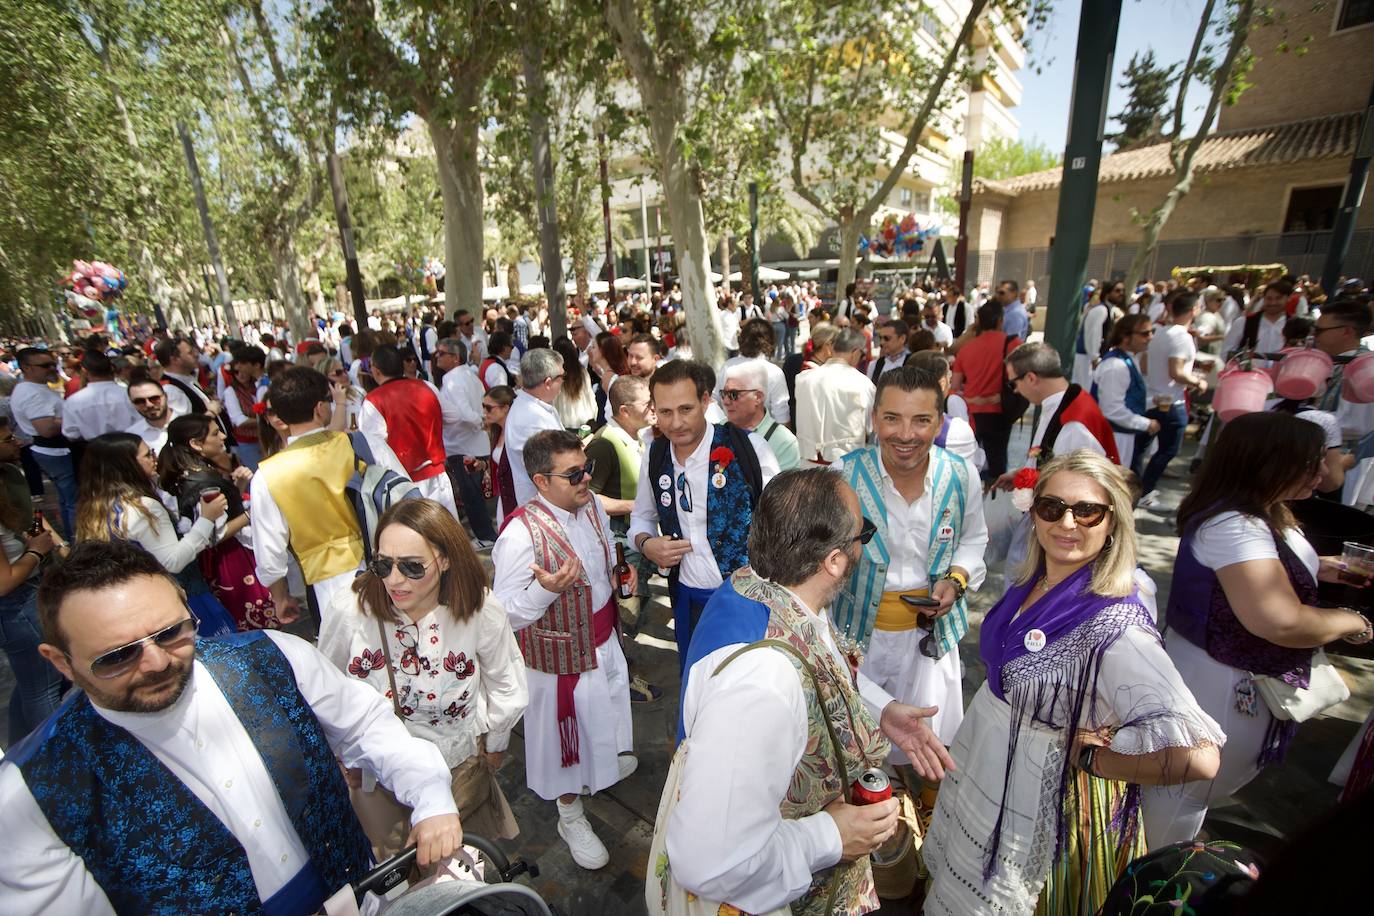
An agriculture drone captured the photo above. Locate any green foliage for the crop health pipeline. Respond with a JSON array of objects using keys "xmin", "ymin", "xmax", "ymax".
[
  {"xmin": 938, "ymin": 136, "xmax": 1061, "ymax": 217},
  {"xmin": 1107, "ymin": 50, "xmax": 1177, "ymax": 150}
]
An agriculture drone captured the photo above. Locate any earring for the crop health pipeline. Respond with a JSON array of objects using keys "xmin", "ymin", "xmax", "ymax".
[{"xmin": 1104, "ymin": 534, "xmax": 1114, "ymax": 548}]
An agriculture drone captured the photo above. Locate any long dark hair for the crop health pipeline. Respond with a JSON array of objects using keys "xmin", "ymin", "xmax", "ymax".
[
  {"xmin": 75, "ymin": 433, "xmax": 161, "ymax": 541},
  {"xmin": 1177, "ymin": 411, "xmax": 1325, "ymax": 534},
  {"xmin": 350, "ymin": 499, "xmax": 489, "ymax": 623},
  {"xmin": 595, "ymin": 331, "xmax": 629, "ymax": 376},
  {"xmin": 157, "ymin": 414, "xmax": 218, "ymax": 493},
  {"xmin": 553, "ymin": 336, "xmax": 586, "ymax": 399}
]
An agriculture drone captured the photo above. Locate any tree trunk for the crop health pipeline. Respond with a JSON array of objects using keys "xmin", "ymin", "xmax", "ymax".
[
  {"xmin": 572, "ymin": 249, "xmax": 590, "ymax": 308},
  {"xmin": 834, "ymin": 216, "xmax": 863, "ymax": 307},
  {"xmin": 507, "ymin": 261, "xmax": 522, "ymax": 297},
  {"xmin": 428, "ymin": 105, "xmax": 484, "ymax": 320},
  {"xmin": 522, "ymin": 31, "xmax": 567, "ymax": 340},
  {"xmin": 270, "ymin": 236, "xmax": 312, "ymax": 343},
  {"xmin": 176, "ymin": 120, "xmax": 237, "ymax": 333},
  {"xmin": 718, "ymin": 236, "xmax": 731, "ymax": 295}
]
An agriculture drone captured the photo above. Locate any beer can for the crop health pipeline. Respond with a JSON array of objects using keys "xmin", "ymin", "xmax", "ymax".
[{"xmin": 850, "ymin": 767, "xmax": 892, "ymax": 806}]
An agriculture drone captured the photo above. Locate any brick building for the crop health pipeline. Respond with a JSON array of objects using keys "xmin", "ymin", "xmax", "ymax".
[{"xmin": 965, "ymin": 0, "xmax": 1374, "ymax": 288}]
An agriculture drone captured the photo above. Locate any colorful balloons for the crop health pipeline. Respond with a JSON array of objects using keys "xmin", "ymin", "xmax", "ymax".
[
  {"xmin": 62, "ymin": 259, "xmax": 126, "ymax": 304},
  {"xmin": 857, "ymin": 212, "xmax": 941, "ymax": 258}
]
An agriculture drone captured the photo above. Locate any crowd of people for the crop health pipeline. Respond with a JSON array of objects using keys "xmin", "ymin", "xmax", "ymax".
[{"xmin": 0, "ymin": 269, "xmax": 1370, "ymax": 915}]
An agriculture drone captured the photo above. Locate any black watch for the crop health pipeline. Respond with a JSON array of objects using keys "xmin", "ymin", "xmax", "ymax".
[{"xmin": 1077, "ymin": 745, "xmax": 1098, "ymax": 777}]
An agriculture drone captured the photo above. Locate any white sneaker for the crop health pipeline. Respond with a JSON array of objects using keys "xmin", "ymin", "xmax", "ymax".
[
  {"xmin": 472, "ymin": 538, "xmax": 496, "ymax": 551},
  {"xmin": 1137, "ymin": 492, "xmax": 1162, "ymax": 509},
  {"xmin": 557, "ymin": 801, "xmax": 609, "ymax": 870},
  {"xmin": 617, "ymin": 754, "xmax": 639, "ymax": 783}
]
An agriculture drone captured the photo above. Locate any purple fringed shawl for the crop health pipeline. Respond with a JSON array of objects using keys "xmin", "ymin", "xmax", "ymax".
[{"xmin": 977, "ymin": 563, "xmax": 1153, "ymax": 881}]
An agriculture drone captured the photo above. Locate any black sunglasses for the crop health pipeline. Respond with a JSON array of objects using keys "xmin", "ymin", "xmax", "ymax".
[
  {"xmin": 368, "ymin": 556, "xmax": 435, "ymax": 579},
  {"xmin": 853, "ymin": 516, "xmax": 877, "ymax": 545},
  {"xmin": 81, "ymin": 617, "xmax": 198, "ymax": 679},
  {"xmin": 721, "ymin": 388, "xmax": 761, "ymax": 402},
  {"xmin": 545, "ymin": 460, "xmax": 595, "ymax": 485},
  {"xmin": 1032, "ymin": 496, "xmax": 1112, "ymax": 528}
]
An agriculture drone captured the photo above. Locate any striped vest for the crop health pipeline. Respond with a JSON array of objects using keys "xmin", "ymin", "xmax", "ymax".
[
  {"xmin": 831, "ymin": 444, "xmax": 970, "ymax": 655},
  {"xmin": 510, "ymin": 499, "xmax": 612, "ymax": 676}
]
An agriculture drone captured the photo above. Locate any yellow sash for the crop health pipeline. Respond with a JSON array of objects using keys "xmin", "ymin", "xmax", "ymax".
[{"xmin": 873, "ymin": 589, "xmax": 931, "ymax": 633}]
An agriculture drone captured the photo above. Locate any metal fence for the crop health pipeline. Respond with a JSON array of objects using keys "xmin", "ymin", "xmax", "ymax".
[{"xmin": 968, "ymin": 229, "xmax": 1374, "ymax": 292}]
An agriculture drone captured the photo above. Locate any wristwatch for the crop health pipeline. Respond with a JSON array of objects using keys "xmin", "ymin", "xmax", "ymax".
[
  {"xmin": 1344, "ymin": 611, "xmax": 1373, "ymax": 645},
  {"xmin": 942, "ymin": 569, "xmax": 968, "ymax": 599},
  {"xmin": 1076, "ymin": 745, "xmax": 1099, "ymax": 777}
]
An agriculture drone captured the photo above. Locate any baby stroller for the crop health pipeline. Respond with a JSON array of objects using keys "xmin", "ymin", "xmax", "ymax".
[{"xmin": 324, "ymin": 835, "xmax": 555, "ymax": 916}]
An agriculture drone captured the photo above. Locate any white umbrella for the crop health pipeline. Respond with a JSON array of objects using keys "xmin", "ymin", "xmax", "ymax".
[
  {"xmin": 481, "ymin": 286, "xmax": 509, "ymax": 301},
  {"xmin": 613, "ymin": 276, "xmax": 660, "ymax": 290},
  {"xmin": 728, "ymin": 266, "xmax": 791, "ymax": 282},
  {"xmin": 586, "ymin": 280, "xmax": 610, "ymax": 294},
  {"xmin": 518, "ymin": 282, "xmax": 545, "ymax": 296},
  {"xmin": 707, "ymin": 270, "xmax": 723, "ymax": 283}
]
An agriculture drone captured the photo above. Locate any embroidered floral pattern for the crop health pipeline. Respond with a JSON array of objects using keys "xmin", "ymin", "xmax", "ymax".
[
  {"xmin": 348, "ymin": 648, "xmax": 384, "ymax": 678},
  {"xmin": 444, "ymin": 651, "xmax": 476, "ymax": 678},
  {"xmin": 358, "ymin": 617, "xmax": 481, "ymax": 729}
]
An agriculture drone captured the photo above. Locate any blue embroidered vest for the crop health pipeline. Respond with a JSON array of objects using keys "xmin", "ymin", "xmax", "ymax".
[
  {"xmin": 650, "ymin": 424, "xmax": 757, "ymax": 583},
  {"xmin": 8, "ymin": 631, "xmax": 372, "ymax": 915},
  {"xmin": 1091, "ymin": 348, "xmax": 1148, "ymax": 433},
  {"xmin": 831, "ymin": 444, "xmax": 970, "ymax": 655}
]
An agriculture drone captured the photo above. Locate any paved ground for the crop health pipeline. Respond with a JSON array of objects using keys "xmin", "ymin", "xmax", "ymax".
[{"xmin": 2, "ymin": 419, "xmax": 1370, "ymax": 914}]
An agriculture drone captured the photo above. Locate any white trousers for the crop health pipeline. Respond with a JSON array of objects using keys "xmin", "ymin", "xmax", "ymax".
[{"xmin": 862, "ymin": 626, "xmax": 965, "ymax": 753}]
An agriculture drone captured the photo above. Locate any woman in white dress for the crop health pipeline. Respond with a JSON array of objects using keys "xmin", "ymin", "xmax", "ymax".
[
  {"xmin": 925, "ymin": 450, "xmax": 1223, "ymax": 916},
  {"xmin": 1141, "ymin": 411, "xmax": 1372, "ymax": 849},
  {"xmin": 318, "ymin": 498, "xmax": 528, "ymax": 855}
]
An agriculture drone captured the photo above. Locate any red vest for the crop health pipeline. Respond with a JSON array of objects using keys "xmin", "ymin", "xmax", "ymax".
[
  {"xmin": 1046, "ymin": 385, "xmax": 1121, "ymax": 464},
  {"xmin": 364, "ymin": 378, "xmax": 447, "ymax": 482}
]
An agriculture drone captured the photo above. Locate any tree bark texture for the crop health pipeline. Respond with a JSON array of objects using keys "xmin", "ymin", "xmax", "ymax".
[
  {"xmin": 428, "ymin": 105, "xmax": 485, "ymax": 321},
  {"xmin": 522, "ymin": 34, "xmax": 567, "ymax": 340}
]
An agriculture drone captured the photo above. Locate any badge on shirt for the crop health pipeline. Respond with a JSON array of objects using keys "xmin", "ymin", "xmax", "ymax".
[
  {"xmin": 1024, "ymin": 628, "xmax": 1047, "ymax": 653},
  {"xmin": 936, "ymin": 524, "xmax": 955, "ymax": 543},
  {"xmin": 658, "ymin": 473, "xmax": 672, "ymax": 490},
  {"xmin": 711, "ymin": 472, "xmax": 727, "ymax": 489},
  {"xmin": 660, "ymin": 491, "xmax": 672, "ymax": 508}
]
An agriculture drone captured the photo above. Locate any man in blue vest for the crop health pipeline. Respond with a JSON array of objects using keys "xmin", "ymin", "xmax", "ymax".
[
  {"xmin": 831, "ymin": 365, "xmax": 988, "ymax": 752},
  {"xmin": 1091, "ymin": 312, "xmax": 1159, "ymax": 468},
  {"xmin": 0, "ymin": 540, "xmax": 460, "ymax": 915},
  {"xmin": 629, "ymin": 359, "xmax": 780, "ymax": 671}
]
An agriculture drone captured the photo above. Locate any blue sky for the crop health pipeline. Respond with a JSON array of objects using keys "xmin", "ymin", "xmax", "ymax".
[{"xmin": 1017, "ymin": 0, "xmax": 1217, "ymax": 149}]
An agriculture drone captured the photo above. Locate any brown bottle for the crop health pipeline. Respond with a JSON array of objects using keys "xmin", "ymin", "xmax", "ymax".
[
  {"xmin": 28, "ymin": 509, "xmax": 44, "ymax": 537},
  {"xmin": 614, "ymin": 542, "xmax": 634, "ymax": 600}
]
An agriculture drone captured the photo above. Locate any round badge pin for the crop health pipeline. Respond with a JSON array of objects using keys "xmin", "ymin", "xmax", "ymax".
[
  {"xmin": 1024, "ymin": 628, "xmax": 1047, "ymax": 653},
  {"xmin": 712, "ymin": 472, "xmax": 727, "ymax": 489},
  {"xmin": 658, "ymin": 474, "xmax": 672, "ymax": 490},
  {"xmin": 659, "ymin": 491, "xmax": 672, "ymax": 508}
]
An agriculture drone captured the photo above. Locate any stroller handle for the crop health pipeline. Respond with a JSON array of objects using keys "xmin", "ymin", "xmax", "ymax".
[{"xmin": 353, "ymin": 834, "xmax": 536, "ymax": 902}]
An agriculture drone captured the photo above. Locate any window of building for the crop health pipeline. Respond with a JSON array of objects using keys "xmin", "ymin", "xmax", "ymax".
[
  {"xmin": 1283, "ymin": 184, "xmax": 1344, "ymax": 233},
  {"xmin": 899, "ymin": 187, "xmax": 913, "ymax": 206},
  {"xmin": 1337, "ymin": 0, "xmax": 1374, "ymax": 30}
]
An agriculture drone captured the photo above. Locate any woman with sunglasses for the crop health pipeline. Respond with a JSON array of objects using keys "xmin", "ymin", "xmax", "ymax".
[
  {"xmin": 315, "ymin": 356, "xmax": 365, "ymax": 432},
  {"xmin": 158, "ymin": 414, "xmax": 283, "ymax": 630},
  {"xmin": 75, "ymin": 432, "xmax": 237, "ymax": 637},
  {"xmin": 925, "ymin": 450, "xmax": 1223, "ymax": 916},
  {"xmin": 317, "ymin": 498, "xmax": 528, "ymax": 857},
  {"xmin": 1141, "ymin": 412, "xmax": 1372, "ymax": 849}
]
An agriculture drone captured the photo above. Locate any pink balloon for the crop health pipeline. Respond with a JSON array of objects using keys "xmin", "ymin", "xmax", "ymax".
[{"xmin": 82, "ymin": 285, "xmax": 101, "ymax": 299}]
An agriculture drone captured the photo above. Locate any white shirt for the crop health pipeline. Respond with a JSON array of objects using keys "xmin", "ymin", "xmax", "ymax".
[
  {"xmin": 223, "ymin": 381, "xmax": 261, "ymax": 429},
  {"xmin": 669, "ymin": 584, "xmax": 893, "ymax": 912},
  {"xmin": 0, "ymin": 631, "xmax": 455, "ymax": 914},
  {"xmin": 1025, "ymin": 388, "xmax": 1106, "ymax": 466},
  {"xmin": 10, "ymin": 381, "xmax": 66, "ymax": 455},
  {"xmin": 627, "ymin": 427, "xmax": 781, "ymax": 590},
  {"xmin": 60, "ymin": 380, "xmax": 142, "ymax": 442},
  {"xmin": 1146, "ymin": 324, "xmax": 1196, "ymax": 404},
  {"xmin": 131, "ymin": 418, "xmax": 171, "ymax": 457},
  {"xmin": 318, "ymin": 590, "xmax": 528, "ymax": 762},
  {"xmin": 720, "ymin": 308, "xmax": 741, "ymax": 350},
  {"xmin": 1221, "ymin": 312, "xmax": 1287, "ymax": 358},
  {"xmin": 1192, "ymin": 511, "xmax": 1319, "ymax": 581},
  {"xmin": 922, "ymin": 320, "xmax": 955, "ymax": 348},
  {"xmin": 162, "ymin": 371, "xmax": 215, "ymax": 417},
  {"xmin": 795, "ymin": 360, "xmax": 875, "ymax": 464},
  {"xmin": 874, "ymin": 452, "xmax": 988, "ymax": 592},
  {"xmin": 1092, "ymin": 355, "xmax": 1152, "ymax": 434},
  {"xmin": 1079, "ymin": 303, "xmax": 1109, "ymax": 357},
  {"xmin": 119, "ymin": 496, "xmax": 215, "ymax": 573},
  {"xmin": 938, "ymin": 414, "xmax": 979, "ymax": 466},
  {"xmin": 866, "ymin": 350, "xmax": 909, "ymax": 380},
  {"xmin": 437, "ymin": 364, "xmax": 490, "ymax": 457},
  {"xmin": 482, "ymin": 360, "xmax": 514, "ymax": 391},
  {"xmin": 492, "ymin": 496, "xmax": 615, "ymax": 625},
  {"xmin": 504, "ymin": 391, "xmax": 565, "ymax": 506},
  {"xmin": 716, "ymin": 356, "xmax": 790, "ymax": 424}
]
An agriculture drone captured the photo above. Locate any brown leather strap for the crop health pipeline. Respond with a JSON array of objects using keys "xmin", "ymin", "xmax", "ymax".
[{"xmin": 375, "ymin": 617, "xmax": 405, "ymax": 719}]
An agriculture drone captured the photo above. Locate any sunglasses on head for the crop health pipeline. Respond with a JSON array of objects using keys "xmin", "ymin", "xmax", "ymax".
[
  {"xmin": 545, "ymin": 461, "xmax": 595, "ymax": 485},
  {"xmin": 1032, "ymin": 496, "xmax": 1112, "ymax": 528},
  {"xmin": 368, "ymin": 556, "xmax": 435, "ymax": 579},
  {"xmin": 82, "ymin": 617, "xmax": 198, "ymax": 679}
]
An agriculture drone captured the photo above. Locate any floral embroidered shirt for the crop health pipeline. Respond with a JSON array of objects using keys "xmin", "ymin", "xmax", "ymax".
[{"xmin": 318, "ymin": 589, "xmax": 529, "ymax": 768}]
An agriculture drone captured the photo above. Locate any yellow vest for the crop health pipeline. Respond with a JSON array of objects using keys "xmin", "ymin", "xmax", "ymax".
[{"xmin": 257, "ymin": 431, "xmax": 364, "ymax": 584}]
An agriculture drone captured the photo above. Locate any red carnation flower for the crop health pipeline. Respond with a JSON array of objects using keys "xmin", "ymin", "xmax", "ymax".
[
  {"xmin": 710, "ymin": 446, "xmax": 735, "ymax": 469},
  {"xmin": 1012, "ymin": 467, "xmax": 1039, "ymax": 491},
  {"xmin": 252, "ymin": 401, "xmax": 267, "ymax": 416}
]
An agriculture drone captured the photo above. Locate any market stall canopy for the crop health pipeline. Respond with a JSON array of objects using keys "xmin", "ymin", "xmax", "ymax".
[
  {"xmin": 728, "ymin": 266, "xmax": 791, "ymax": 282},
  {"xmin": 613, "ymin": 277, "xmax": 660, "ymax": 290}
]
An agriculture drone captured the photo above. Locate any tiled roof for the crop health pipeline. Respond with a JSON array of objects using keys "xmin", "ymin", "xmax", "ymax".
[{"xmin": 973, "ymin": 111, "xmax": 1362, "ymax": 196}]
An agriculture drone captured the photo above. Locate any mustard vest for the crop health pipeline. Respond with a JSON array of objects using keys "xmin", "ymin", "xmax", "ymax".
[{"xmin": 257, "ymin": 431, "xmax": 364, "ymax": 584}]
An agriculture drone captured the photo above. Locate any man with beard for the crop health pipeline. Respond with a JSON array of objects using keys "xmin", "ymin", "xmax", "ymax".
[
  {"xmin": 128, "ymin": 379, "xmax": 175, "ymax": 457},
  {"xmin": 1072, "ymin": 280, "xmax": 1124, "ymax": 388},
  {"xmin": 0, "ymin": 540, "xmax": 460, "ymax": 914},
  {"xmin": 649, "ymin": 468, "xmax": 954, "ymax": 914},
  {"xmin": 831, "ymin": 366, "xmax": 988, "ymax": 751}
]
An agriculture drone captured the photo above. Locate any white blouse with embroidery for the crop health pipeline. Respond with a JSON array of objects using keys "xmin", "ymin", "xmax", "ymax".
[{"xmin": 318, "ymin": 589, "xmax": 529, "ymax": 768}]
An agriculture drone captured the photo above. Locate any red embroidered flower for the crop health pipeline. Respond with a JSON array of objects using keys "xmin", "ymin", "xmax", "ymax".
[
  {"xmin": 252, "ymin": 401, "xmax": 267, "ymax": 416},
  {"xmin": 710, "ymin": 446, "xmax": 735, "ymax": 470},
  {"xmin": 348, "ymin": 649, "xmax": 384, "ymax": 678},
  {"xmin": 1012, "ymin": 467, "xmax": 1039, "ymax": 491},
  {"xmin": 430, "ymin": 636, "xmax": 439, "ymax": 645},
  {"xmin": 444, "ymin": 651, "xmax": 476, "ymax": 679}
]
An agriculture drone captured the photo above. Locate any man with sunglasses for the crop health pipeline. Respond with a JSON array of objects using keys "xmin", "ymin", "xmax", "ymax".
[
  {"xmin": 0, "ymin": 539, "xmax": 460, "ymax": 914},
  {"xmin": 831, "ymin": 366, "xmax": 988, "ymax": 750},
  {"xmin": 10, "ymin": 348, "xmax": 78, "ymax": 538},
  {"xmin": 492, "ymin": 429, "xmax": 637, "ymax": 870},
  {"xmin": 1091, "ymin": 314, "xmax": 1160, "ymax": 468},
  {"xmin": 866, "ymin": 319, "xmax": 913, "ymax": 380},
  {"xmin": 128, "ymin": 379, "xmax": 175, "ymax": 456},
  {"xmin": 1308, "ymin": 296, "xmax": 1374, "ymax": 440},
  {"xmin": 721, "ymin": 361, "xmax": 799, "ymax": 471}
]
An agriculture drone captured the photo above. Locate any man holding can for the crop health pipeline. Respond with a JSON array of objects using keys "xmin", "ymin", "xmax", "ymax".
[{"xmin": 646, "ymin": 468, "xmax": 953, "ymax": 914}]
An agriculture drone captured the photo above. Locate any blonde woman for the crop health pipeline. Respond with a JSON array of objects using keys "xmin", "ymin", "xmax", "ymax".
[
  {"xmin": 924, "ymin": 450, "xmax": 1223, "ymax": 916},
  {"xmin": 318, "ymin": 498, "xmax": 527, "ymax": 855},
  {"xmin": 316, "ymin": 355, "xmax": 365, "ymax": 431}
]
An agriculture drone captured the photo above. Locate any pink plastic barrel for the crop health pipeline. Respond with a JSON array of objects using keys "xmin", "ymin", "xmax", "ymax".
[
  {"xmin": 1214, "ymin": 368, "xmax": 1274, "ymax": 423},
  {"xmin": 1273, "ymin": 348, "xmax": 1333, "ymax": 400},
  {"xmin": 1343, "ymin": 351, "xmax": 1374, "ymax": 404}
]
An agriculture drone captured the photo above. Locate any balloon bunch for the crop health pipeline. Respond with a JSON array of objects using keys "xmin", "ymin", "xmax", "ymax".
[
  {"xmin": 63, "ymin": 259, "xmax": 127, "ymax": 314},
  {"xmin": 858, "ymin": 213, "xmax": 941, "ymax": 258},
  {"xmin": 424, "ymin": 256, "xmax": 444, "ymax": 281}
]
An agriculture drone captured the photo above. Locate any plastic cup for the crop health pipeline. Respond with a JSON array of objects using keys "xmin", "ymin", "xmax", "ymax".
[
  {"xmin": 200, "ymin": 487, "xmax": 221, "ymax": 504},
  {"xmin": 1341, "ymin": 542, "xmax": 1374, "ymax": 586}
]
